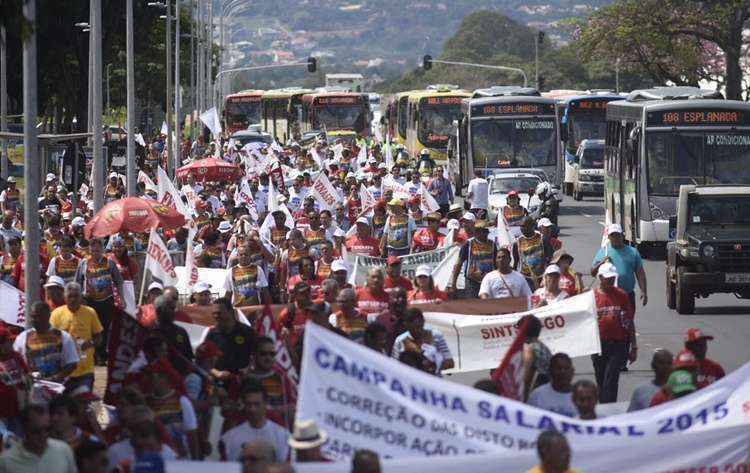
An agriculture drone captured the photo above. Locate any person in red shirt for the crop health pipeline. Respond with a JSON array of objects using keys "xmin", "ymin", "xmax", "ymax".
[
  {"xmin": 11, "ymin": 245, "xmax": 50, "ymax": 292},
  {"xmin": 684, "ymin": 328, "xmax": 725, "ymax": 389},
  {"xmin": 345, "ymin": 217, "xmax": 381, "ymax": 257},
  {"xmin": 591, "ymin": 262, "xmax": 636, "ymax": 403},
  {"xmin": 345, "ymin": 187, "xmax": 363, "ymax": 224},
  {"xmin": 551, "ymin": 249, "xmax": 583, "ymax": 297},
  {"xmin": 279, "ymin": 282, "xmax": 316, "ymax": 348},
  {"xmin": 0, "ymin": 325, "xmax": 30, "ymax": 424},
  {"xmin": 356, "ymin": 268, "xmax": 390, "ymax": 318},
  {"xmin": 383, "ymin": 256, "xmax": 413, "ymax": 294},
  {"xmin": 108, "ymin": 234, "xmax": 140, "ymax": 283},
  {"xmin": 287, "ymin": 256, "xmax": 325, "ymax": 299},
  {"xmin": 408, "ymin": 265, "xmax": 448, "ymax": 305},
  {"xmin": 412, "ymin": 212, "xmax": 442, "ymax": 253},
  {"xmin": 456, "ymin": 213, "xmax": 475, "ymax": 244}
]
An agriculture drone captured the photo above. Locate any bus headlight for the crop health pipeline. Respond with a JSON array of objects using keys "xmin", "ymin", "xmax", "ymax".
[{"xmin": 701, "ymin": 244, "xmax": 715, "ymax": 258}]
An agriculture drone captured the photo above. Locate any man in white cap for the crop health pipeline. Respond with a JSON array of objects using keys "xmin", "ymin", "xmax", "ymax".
[
  {"xmin": 189, "ymin": 281, "xmax": 213, "ymax": 306},
  {"xmin": 537, "ymin": 217, "xmax": 561, "ymax": 262},
  {"xmin": 104, "ymin": 172, "xmax": 123, "ymax": 203},
  {"xmin": 43, "ymin": 276, "xmax": 67, "ymax": 310},
  {"xmin": 531, "ymin": 264, "xmax": 567, "ymax": 308},
  {"xmin": 345, "ymin": 217, "xmax": 380, "ymax": 257},
  {"xmin": 592, "ymin": 261, "xmax": 636, "ymax": 403},
  {"xmin": 466, "ymin": 168, "xmax": 489, "ymax": 219},
  {"xmin": 591, "ymin": 223, "xmax": 647, "ymax": 309},
  {"xmin": 288, "ymin": 419, "xmax": 328, "ymax": 463},
  {"xmin": 0, "ymin": 177, "xmax": 20, "ymax": 213},
  {"xmin": 330, "ymin": 259, "xmax": 352, "ymax": 290},
  {"xmin": 146, "ymin": 281, "xmax": 164, "ymax": 304}
]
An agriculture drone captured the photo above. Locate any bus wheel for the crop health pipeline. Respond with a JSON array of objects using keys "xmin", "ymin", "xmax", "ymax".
[
  {"xmin": 675, "ymin": 267, "xmax": 695, "ymax": 315},
  {"xmin": 666, "ymin": 267, "xmax": 676, "ymax": 309}
]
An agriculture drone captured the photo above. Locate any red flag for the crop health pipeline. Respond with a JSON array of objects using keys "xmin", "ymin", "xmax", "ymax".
[
  {"xmin": 255, "ymin": 305, "xmax": 298, "ymax": 406},
  {"xmin": 105, "ymin": 309, "xmax": 147, "ymax": 404},
  {"xmin": 491, "ymin": 318, "xmax": 530, "ymax": 400}
]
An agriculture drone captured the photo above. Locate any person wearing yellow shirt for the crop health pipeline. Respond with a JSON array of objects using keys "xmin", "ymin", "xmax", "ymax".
[
  {"xmin": 527, "ymin": 430, "xmax": 581, "ymax": 473},
  {"xmin": 50, "ymin": 282, "xmax": 103, "ymax": 390}
]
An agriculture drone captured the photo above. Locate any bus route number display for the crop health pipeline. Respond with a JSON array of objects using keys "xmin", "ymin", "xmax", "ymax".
[
  {"xmin": 317, "ymin": 96, "xmax": 359, "ymax": 105},
  {"xmin": 571, "ymin": 100, "xmax": 608, "ymax": 111},
  {"xmin": 234, "ymin": 96, "xmax": 261, "ymax": 103},
  {"xmin": 425, "ymin": 97, "xmax": 464, "ymax": 106},
  {"xmin": 472, "ymin": 102, "xmax": 554, "ymax": 117},
  {"xmin": 648, "ymin": 109, "xmax": 749, "ymax": 126}
]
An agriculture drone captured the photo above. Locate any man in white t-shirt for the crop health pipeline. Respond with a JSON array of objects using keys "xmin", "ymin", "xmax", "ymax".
[
  {"xmin": 466, "ymin": 170, "xmax": 489, "ymax": 219},
  {"xmin": 479, "ymin": 248, "xmax": 531, "ymax": 303},
  {"xmin": 107, "ymin": 420, "xmax": 178, "ymax": 469},
  {"xmin": 527, "ymin": 353, "xmax": 578, "ymax": 417},
  {"xmin": 220, "ymin": 378, "xmax": 290, "ymax": 463}
]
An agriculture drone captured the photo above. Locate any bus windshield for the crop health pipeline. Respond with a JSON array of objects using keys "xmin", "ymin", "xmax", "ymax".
[
  {"xmin": 490, "ymin": 176, "xmax": 541, "ymax": 194},
  {"xmin": 647, "ymin": 131, "xmax": 750, "ymax": 196},
  {"xmin": 569, "ymin": 113, "xmax": 607, "ymax": 149},
  {"xmin": 226, "ymin": 101, "xmax": 262, "ymax": 127},
  {"xmin": 314, "ymin": 105, "xmax": 363, "ymax": 130},
  {"xmin": 418, "ymin": 104, "xmax": 463, "ymax": 148},
  {"xmin": 471, "ymin": 118, "xmax": 557, "ymax": 169},
  {"xmin": 580, "ymin": 147, "xmax": 604, "ymax": 169}
]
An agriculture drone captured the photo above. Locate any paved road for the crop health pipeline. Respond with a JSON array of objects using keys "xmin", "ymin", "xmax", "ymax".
[{"xmin": 449, "ymin": 195, "xmax": 750, "ymax": 405}]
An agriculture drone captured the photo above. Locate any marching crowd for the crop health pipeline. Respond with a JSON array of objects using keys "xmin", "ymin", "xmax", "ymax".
[{"xmin": 0, "ymin": 129, "xmax": 728, "ymax": 473}]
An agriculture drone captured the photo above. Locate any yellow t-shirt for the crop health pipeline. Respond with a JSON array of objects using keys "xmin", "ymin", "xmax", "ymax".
[
  {"xmin": 50, "ymin": 305, "xmax": 103, "ymax": 378},
  {"xmin": 527, "ymin": 467, "xmax": 581, "ymax": 473}
]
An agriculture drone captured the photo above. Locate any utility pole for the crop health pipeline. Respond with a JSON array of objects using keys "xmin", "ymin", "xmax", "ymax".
[
  {"xmin": 23, "ymin": 0, "xmax": 41, "ymax": 313},
  {"xmin": 174, "ymin": 0, "xmax": 181, "ymax": 175},
  {"xmin": 535, "ymin": 31, "xmax": 545, "ymax": 90},
  {"xmin": 197, "ymin": 0, "xmax": 203, "ymax": 114},
  {"xmin": 92, "ymin": 0, "xmax": 104, "ymax": 212},
  {"xmin": 165, "ymin": 0, "xmax": 174, "ymax": 178},
  {"xmin": 190, "ymin": 0, "xmax": 195, "ymax": 142},
  {"xmin": 615, "ymin": 58, "xmax": 621, "ymax": 94},
  {"xmin": 207, "ymin": 1, "xmax": 213, "ymax": 110},
  {"xmin": 1, "ymin": 26, "xmax": 8, "ymax": 180},
  {"xmin": 126, "ymin": 0, "xmax": 136, "ymax": 196},
  {"xmin": 88, "ymin": 7, "xmax": 94, "ymax": 135}
]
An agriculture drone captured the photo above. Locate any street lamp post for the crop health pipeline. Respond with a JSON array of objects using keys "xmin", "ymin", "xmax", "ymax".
[
  {"xmin": 149, "ymin": 1, "xmax": 173, "ymax": 176},
  {"xmin": 1, "ymin": 25, "xmax": 8, "ymax": 180},
  {"xmin": 23, "ymin": 0, "xmax": 41, "ymax": 312},
  {"xmin": 189, "ymin": 1, "xmax": 196, "ymax": 142},
  {"xmin": 174, "ymin": 0, "xmax": 181, "ymax": 174},
  {"xmin": 422, "ymin": 56, "xmax": 529, "ymax": 87},
  {"xmin": 126, "ymin": 0, "xmax": 136, "ymax": 196},
  {"xmin": 92, "ymin": 0, "xmax": 104, "ymax": 212}
]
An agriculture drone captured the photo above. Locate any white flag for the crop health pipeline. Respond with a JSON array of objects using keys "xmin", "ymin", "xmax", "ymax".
[
  {"xmin": 260, "ymin": 183, "xmax": 295, "ymax": 238},
  {"xmin": 332, "ymin": 143, "xmax": 344, "ymax": 161},
  {"xmin": 602, "ymin": 207, "xmax": 612, "ymax": 250},
  {"xmin": 135, "ymin": 133, "xmax": 146, "ymax": 147},
  {"xmin": 384, "ymin": 139, "xmax": 394, "ymax": 170},
  {"xmin": 356, "ymin": 144, "xmax": 368, "ymax": 168},
  {"xmin": 420, "ymin": 183, "xmax": 440, "ymax": 213},
  {"xmin": 235, "ymin": 179, "xmax": 259, "ymax": 222},
  {"xmin": 199, "ymin": 107, "xmax": 222, "ymax": 138},
  {"xmin": 310, "ymin": 147, "xmax": 323, "ymax": 168},
  {"xmin": 184, "ymin": 222, "xmax": 199, "ymax": 288},
  {"xmin": 145, "ymin": 229, "xmax": 179, "ymax": 286},
  {"xmin": 0, "ymin": 280, "xmax": 25, "ymax": 327},
  {"xmin": 359, "ymin": 184, "xmax": 376, "ymax": 217},
  {"xmin": 157, "ymin": 166, "xmax": 192, "ymax": 218},
  {"xmin": 138, "ymin": 170, "xmax": 157, "ymax": 193},
  {"xmin": 310, "ymin": 172, "xmax": 340, "ymax": 211},
  {"xmin": 160, "ymin": 121, "xmax": 169, "ymax": 136}
]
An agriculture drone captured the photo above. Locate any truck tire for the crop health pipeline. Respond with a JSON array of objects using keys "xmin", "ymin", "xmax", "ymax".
[
  {"xmin": 666, "ymin": 267, "xmax": 676, "ymax": 309},
  {"xmin": 675, "ymin": 267, "xmax": 695, "ymax": 314}
]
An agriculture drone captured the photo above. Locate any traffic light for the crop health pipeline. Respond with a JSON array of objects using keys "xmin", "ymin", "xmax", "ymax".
[
  {"xmin": 307, "ymin": 57, "xmax": 317, "ymax": 73},
  {"xmin": 423, "ymin": 55, "xmax": 432, "ymax": 71}
]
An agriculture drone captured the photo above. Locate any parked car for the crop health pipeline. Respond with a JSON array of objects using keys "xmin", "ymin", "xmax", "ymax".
[{"xmin": 487, "ymin": 172, "xmax": 543, "ymax": 222}]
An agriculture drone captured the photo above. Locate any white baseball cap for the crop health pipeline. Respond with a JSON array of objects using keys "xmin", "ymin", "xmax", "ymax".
[
  {"xmin": 447, "ymin": 218, "xmax": 460, "ymax": 230},
  {"xmin": 192, "ymin": 281, "xmax": 211, "ymax": 293},
  {"xmin": 218, "ymin": 221, "xmax": 232, "ymax": 233},
  {"xmin": 44, "ymin": 275, "xmax": 65, "ymax": 288},
  {"xmin": 71, "ymin": 216, "xmax": 86, "ymax": 227},
  {"xmin": 108, "ymin": 172, "xmax": 118, "ymax": 179},
  {"xmin": 331, "ymin": 259, "xmax": 348, "ymax": 273},
  {"xmin": 597, "ymin": 262, "xmax": 619, "ymax": 279},
  {"xmin": 606, "ymin": 223, "xmax": 623, "ymax": 235},
  {"xmin": 46, "ymin": 173, "xmax": 56, "ymax": 182},
  {"xmin": 356, "ymin": 216, "xmax": 369, "ymax": 225},
  {"xmin": 415, "ymin": 264, "xmax": 432, "ymax": 278},
  {"xmin": 538, "ymin": 217, "xmax": 554, "ymax": 228},
  {"xmin": 544, "ymin": 264, "xmax": 561, "ymax": 275},
  {"xmin": 148, "ymin": 282, "xmax": 164, "ymax": 292},
  {"xmin": 461, "ymin": 212, "xmax": 476, "ymax": 222}
]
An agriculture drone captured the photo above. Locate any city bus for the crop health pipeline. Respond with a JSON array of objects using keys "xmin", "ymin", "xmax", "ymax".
[
  {"xmin": 451, "ymin": 88, "xmax": 560, "ymax": 192},
  {"xmin": 385, "ymin": 91, "xmax": 416, "ymax": 146},
  {"xmin": 547, "ymin": 91, "xmax": 624, "ymax": 195},
  {"xmin": 603, "ymin": 86, "xmax": 750, "ymax": 247},
  {"xmin": 260, "ymin": 87, "xmax": 312, "ymax": 143},
  {"xmin": 299, "ymin": 91, "xmax": 371, "ymax": 142},
  {"xmin": 405, "ymin": 85, "xmax": 471, "ymax": 166},
  {"xmin": 222, "ymin": 89, "xmax": 264, "ymax": 134}
]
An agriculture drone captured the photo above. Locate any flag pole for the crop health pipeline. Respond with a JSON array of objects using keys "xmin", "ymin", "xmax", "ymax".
[{"xmin": 138, "ymin": 230, "xmax": 153, "ymax": 305}]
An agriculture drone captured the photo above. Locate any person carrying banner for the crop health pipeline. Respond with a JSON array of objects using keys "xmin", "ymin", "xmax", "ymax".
[
  {"xmin": 380, "ymin": 199, "xmax": 415, "ymax": 258},
  {"xmin": 408, "ymin": 265, "xmax": 448, "ymax": 305},
  {"xmin": 627, "ymin": 349, "xmax": 673, "ymax": 412},
  {"xmin": 224, "ymin": 244, "xmax": 270, "ymax": 308},
  {"xmin": 449, "ymin": 220, "xmax": 497, "ymax": 298},
  {"xmin": 592, "ymin": 262, "xmax": 636, "ymax": 403},
  {"xmin": 478, "ymin": 247, "xmax": 531, "ymax": 302},
  {"xmin": 512, "ymin": 217, "xmax": 547, "ymax": 290},
  {"xmin": 531, "ymin": 265, "xmax": 568, "ymax": 308},
  {"xmin": 411, "ymin": 212, "xmax": 442, "ymax": 253},
  {"xmin": 391, "ymin": 308, "xmax": 454, "ymax": 372},
  {"xmin": 572, "ymin": 379, "xmax": 598, "ymax": 420},
  {"xmin": 383, "ymin": 257, "xmax": 413, "ymax": 294},
  {"xmin": 527, "ymin": 353, "xmax": 577, "ymax": 417}
]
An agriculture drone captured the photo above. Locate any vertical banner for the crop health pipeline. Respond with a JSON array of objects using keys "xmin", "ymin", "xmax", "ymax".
[
  {"xmin": 145, "ymin": 229, "xmax": 179, "ymax": 286},
  {"xmin": 310, "ymin": 172, "xmax": 340, "ymax": 211}
]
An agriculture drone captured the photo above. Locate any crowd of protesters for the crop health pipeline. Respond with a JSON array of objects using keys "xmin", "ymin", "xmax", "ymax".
[{"xmin": 0, "ymin": 127, "xmax": 727, "ymax": 473}]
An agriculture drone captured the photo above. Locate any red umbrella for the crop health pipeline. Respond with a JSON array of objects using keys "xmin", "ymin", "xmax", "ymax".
[
  {"xmin": 84, "ymin": 197, "xmax": 186, "ymax": 239},
  {"xmin": 177, "ymin": 157, "xmax": 241, "ymax": 182}
]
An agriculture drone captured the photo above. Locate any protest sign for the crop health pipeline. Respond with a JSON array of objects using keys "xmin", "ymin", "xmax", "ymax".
[
  {"xmin": 310, "ymin": 172, "xmax": 340, "ymax": 211},
  {"xmin": 0, "ymin": 280, "xmax": 25, "ymax": 327},
  {"xmin": 298, "ymin": 322, "xmax": 750, "ymax": 462},
  {"xmin": 145, "ymin": 229, "xmax": 179, "ymax": 287},
  {"xmin": 348, "ymin": 246, "xmax": 460, "ymax": 288},
  {"xmin": 425, "ymin": 292, "xmax": 600, "ymax": 373}
]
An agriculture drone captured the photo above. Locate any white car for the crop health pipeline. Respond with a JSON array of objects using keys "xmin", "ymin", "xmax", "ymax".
[{"xmin": 487, "ymin": 173, "xmax": 543, "ymax": 222}]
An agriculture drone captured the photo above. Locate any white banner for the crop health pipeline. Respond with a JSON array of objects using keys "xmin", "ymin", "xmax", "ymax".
[
  {"xmin": 234, "ymin": 179, "xmax": 259, "ymax": 222},
  {"xmin": 382, "ymin": 175, "xmax": 411, "ymax": 199},
  {"xmin": 0, "ymin": 280, "xmax": 25, "ymax": 327},
  {"xmin": 310, "ymin": 172, "xmax": 340, "ymax": 211},
  {"xmin": 184, "ymin": 222, "xmax": 200, "ymax": 289},
  {"xmin": 298, "ymin": 322, "xmax": 750, "ymax": 463},
  {"xmin": 199, "ymin": 107, "xmax": 222, "ymax": 138},
  {"xmin": 174, "ymin": 266, "xmax": 227, "ymax": 297},
  {"xmin": 425, "ymin": 292, "xmax": 600, "ymax": 373},
  {"xmin": 420, "ymin": 182, "xmax": 440, "ymax": 213},
  {"xmin": 145, "ymin": 229, "xmax": 179, "ymax": 286},
  {"xmin": 157, "ymin": 166, "xmax": 193, "ymax": 218},
  {"xmin": 348, "ymin": 246, "xmax": 460, "ymax": 288},
  {"xmin": 138, "ymin": 170, "xmax": 157, "ymax": 193}
]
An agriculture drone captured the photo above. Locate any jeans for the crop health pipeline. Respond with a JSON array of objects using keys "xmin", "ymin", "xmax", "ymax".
[{"xmin": 591, "ymin": 340, "xmax": 629, "ymax": 403}]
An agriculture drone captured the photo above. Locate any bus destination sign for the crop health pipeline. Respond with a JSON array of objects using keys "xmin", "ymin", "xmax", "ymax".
[
  {"xmin": 233, "ymin": 96, "xmax": 261, "ymax": 103},
  {"xmin": 316, "ymin": 96, "xmax": 360, "ymax": 105},
  {"xmin": 570, "ymin": 99, "xmax": 611, "ymax": 111},
  {"xmin": 472, "ymin": 102, "xmax": 555, "ymax": 117},
  {"xmin": 424, "ymin": 97, "xmax": 465, "ymax": 106},
  {"xmin": 647, "ymin": 109, "xmax": 750, "ymax": 127}
]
